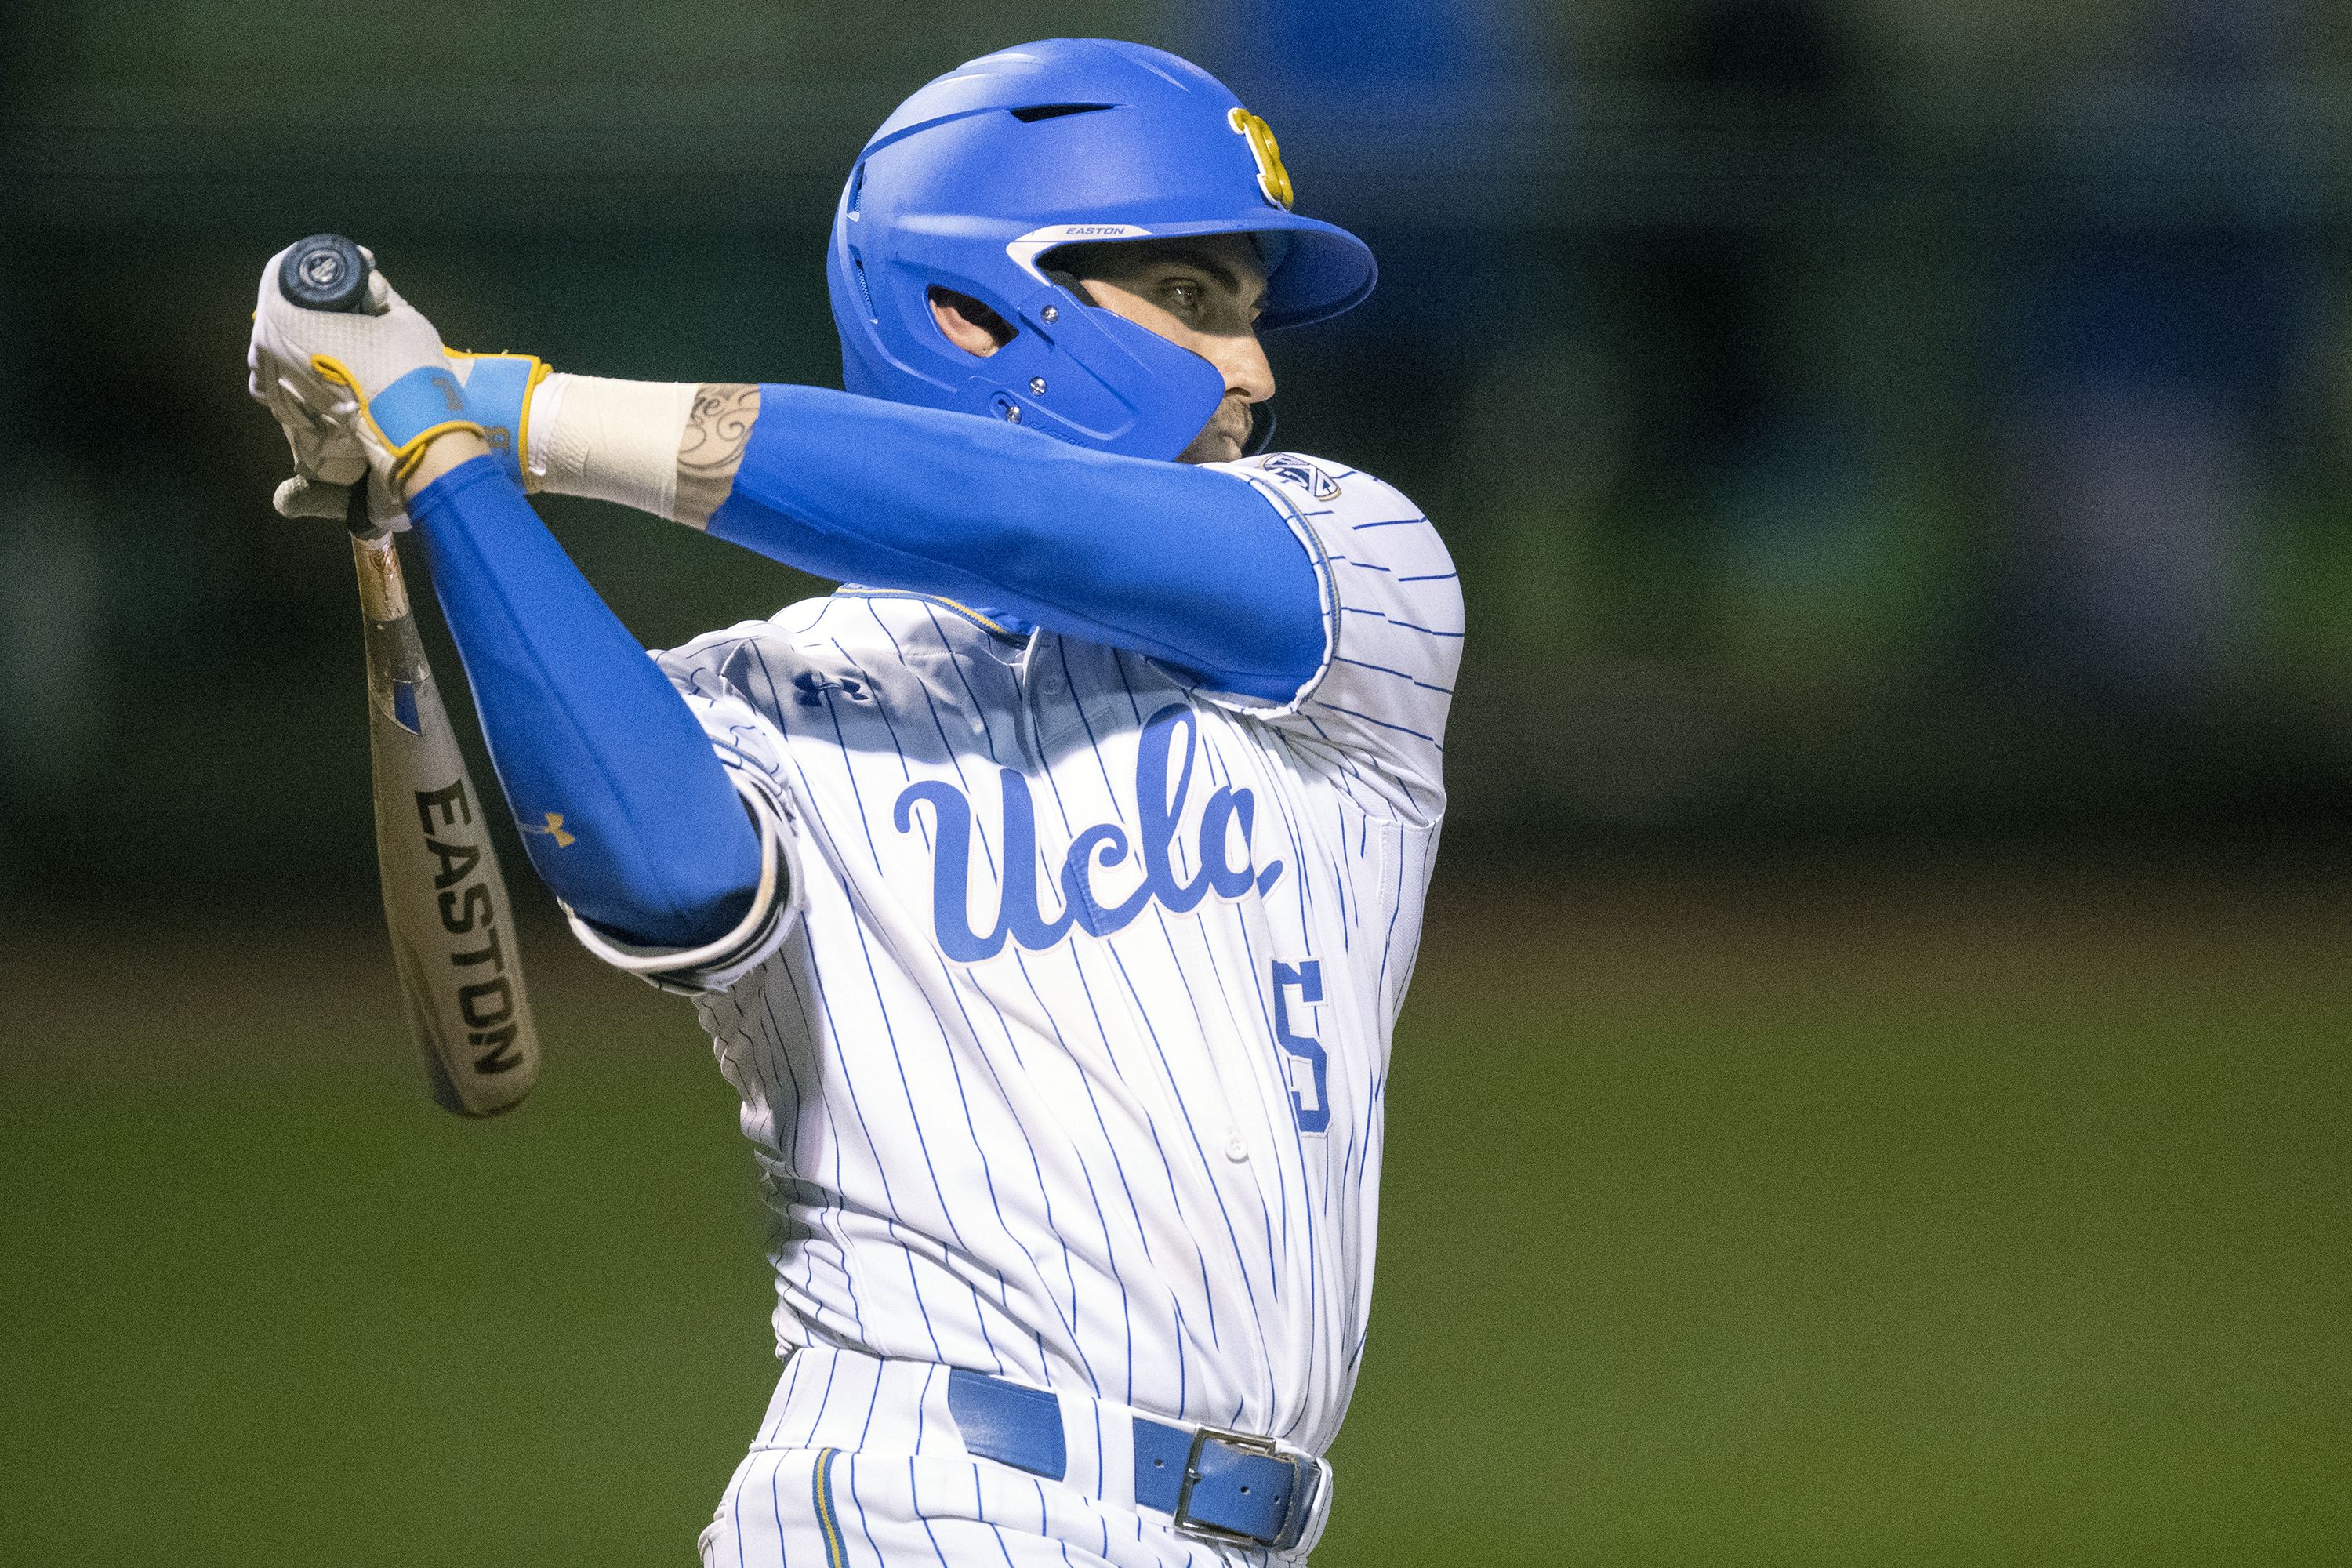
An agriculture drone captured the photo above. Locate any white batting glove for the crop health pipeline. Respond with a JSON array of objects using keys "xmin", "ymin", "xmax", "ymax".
[{"xmin": 247, "ymin": 243, "xmax": 482, "ymax": 528}]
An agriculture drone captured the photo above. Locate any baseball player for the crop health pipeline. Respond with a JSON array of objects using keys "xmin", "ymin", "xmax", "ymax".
[{"xmin": 247, "ymin": 38, "xmax": 1460, "ymax": 1566}]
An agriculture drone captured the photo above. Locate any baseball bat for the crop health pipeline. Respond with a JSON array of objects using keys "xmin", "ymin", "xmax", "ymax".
[{"xmin": 281, "ymin": 234, "xmax": 543, "ymax": 1117}]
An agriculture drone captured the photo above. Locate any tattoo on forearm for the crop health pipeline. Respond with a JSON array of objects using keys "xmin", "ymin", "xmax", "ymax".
[{"xmin": 675, "ymin": 383, "xmax": 760, "ymax": 527}]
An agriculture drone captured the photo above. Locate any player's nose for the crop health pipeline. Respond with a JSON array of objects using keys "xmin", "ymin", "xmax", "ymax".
[{"xmin": 1205, "ymin": 329, "xmax": 1275, "ymax": 405}]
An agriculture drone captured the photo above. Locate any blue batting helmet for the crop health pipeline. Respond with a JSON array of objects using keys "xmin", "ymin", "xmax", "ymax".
[{"xmin": 827, "ymin": 38, "xmax": 1377, "ymax": 459}]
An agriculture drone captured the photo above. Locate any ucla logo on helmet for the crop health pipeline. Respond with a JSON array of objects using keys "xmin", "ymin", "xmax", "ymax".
[{"xmin": 1228, "ymin": 107, "xmax": 1294, "ymax": 210}]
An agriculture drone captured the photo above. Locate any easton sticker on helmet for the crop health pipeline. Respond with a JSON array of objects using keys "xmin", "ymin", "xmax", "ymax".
[{"xmin": 1228, "ymin": 108, "xmax": 1294, "ymax": 210}]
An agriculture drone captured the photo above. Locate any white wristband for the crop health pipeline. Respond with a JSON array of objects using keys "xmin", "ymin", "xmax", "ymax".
[{"xmin": 526, "ymin": 373, "xmax": 697, "ymax": 521}]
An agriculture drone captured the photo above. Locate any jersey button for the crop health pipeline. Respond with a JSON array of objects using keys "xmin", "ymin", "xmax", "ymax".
[{"xmin": 1224, "ymin": 1133, "xmax": 1249, "ymax": 1163}]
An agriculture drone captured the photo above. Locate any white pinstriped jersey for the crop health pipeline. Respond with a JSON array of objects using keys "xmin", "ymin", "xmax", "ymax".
[{"xmin": 585, "ymin": 452, "xmax": 1459, "ymax": 1457}]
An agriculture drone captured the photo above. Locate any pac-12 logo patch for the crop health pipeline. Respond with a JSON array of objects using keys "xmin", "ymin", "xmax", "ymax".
[{"xmin": 1259, "ymin": 453, "xmax": 1341, "ymax": 501}]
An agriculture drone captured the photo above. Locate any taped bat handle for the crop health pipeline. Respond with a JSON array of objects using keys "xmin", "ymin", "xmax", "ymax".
[{"xmin": 277, "ymin": 233, "xmax": 372, "ymax": 313}]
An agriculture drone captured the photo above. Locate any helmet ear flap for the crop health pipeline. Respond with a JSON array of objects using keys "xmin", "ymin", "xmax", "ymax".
[{"xmin": 935, "ymin": 279, "xmax": 1225, "ymax": 458}]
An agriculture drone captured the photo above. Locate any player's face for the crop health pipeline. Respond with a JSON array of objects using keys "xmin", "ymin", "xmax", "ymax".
[{"xmin": 1058, "ymin": 235, "xmax": 1276, "ymax": 465}]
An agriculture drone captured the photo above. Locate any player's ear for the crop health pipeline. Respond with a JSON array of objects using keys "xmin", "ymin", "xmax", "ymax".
[{"xmin": 927, "ymin": 288, "xmax": 1014, "ymax": 358}]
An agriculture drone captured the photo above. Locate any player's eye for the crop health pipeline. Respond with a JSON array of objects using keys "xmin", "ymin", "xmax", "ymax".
[{"xmin": 1162, "ymin": 278, "xmax": 1205, "ymax": 314}]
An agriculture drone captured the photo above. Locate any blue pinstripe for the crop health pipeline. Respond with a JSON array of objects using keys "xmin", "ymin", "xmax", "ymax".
[
  {"xmin": 1008, "ymin": 949, "xmax": 1136, "ymax": 1401},
  {"xmin": 1054, "ymin": 946, "xmax": 1190, "ymax": 1408},
  {"xmin": 962, "ymin": 977, "xmax": 1098, "ymax": 1391}
]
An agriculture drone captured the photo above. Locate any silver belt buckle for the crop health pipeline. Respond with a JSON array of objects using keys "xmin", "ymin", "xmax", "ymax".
[{"xmin": 1172, "ymin": 1424, "xmax": 1294, "ymax": 1548}]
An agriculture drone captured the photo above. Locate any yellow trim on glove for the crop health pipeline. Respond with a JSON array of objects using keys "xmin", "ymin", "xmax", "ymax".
[
  {"xmin": 445, "ymin": 349, "xmax": 554, "ymax": 488},
  {"xmin": 519, "ymin": 357, "xmax": 550, "ymax": 484},
  {"xmin": 310, "ymin": 352, "xmax": 488, "ymax": 485}
]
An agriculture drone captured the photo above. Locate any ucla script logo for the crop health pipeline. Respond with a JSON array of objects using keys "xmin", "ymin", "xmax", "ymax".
[{"xmin": 893, "ymin": 705, "xmax": 1283, "ymax": 963}]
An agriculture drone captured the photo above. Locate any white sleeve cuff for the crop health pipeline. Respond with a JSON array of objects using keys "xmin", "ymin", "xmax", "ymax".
[
  {"xmin": 1182, "ymin": 469, "xmax": 1339, "ymax": 720},
  {"xmin": 561, "ymin": 760, "xmax": 796, "ymax": 988}
]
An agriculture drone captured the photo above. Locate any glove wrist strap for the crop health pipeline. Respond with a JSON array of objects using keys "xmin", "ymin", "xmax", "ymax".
[
  {"xmin": 448, "ymin": 351, "xmax": 551, "ymax": 487},
  {"xmin": 318, "ymin": 359, "xmax": 486, "ymax": 481}
]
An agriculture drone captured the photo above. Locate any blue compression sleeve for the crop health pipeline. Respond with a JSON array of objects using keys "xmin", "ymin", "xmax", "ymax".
[
  {"xmin": 408, "ymin": 456, "xmax": 761, "ymax": 948},
  {"xmin": 709, "ymin": 387, "xmax": 1325, "ymax": 701}
]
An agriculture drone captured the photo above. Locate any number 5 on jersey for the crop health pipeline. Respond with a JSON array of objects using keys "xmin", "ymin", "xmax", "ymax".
[{"xmin": 1272, "ymin": 959, "xmax": 1330, "ymax": 1134}]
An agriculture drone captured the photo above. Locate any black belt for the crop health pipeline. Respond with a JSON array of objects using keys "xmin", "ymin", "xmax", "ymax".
[{"xmin": 946, "ymin": 1368, "xmax": 1321, "ymax": 1550}]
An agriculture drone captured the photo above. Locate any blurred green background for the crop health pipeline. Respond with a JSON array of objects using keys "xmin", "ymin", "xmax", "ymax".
[
  {"xmin": 4, "ymin": 1, "xmax": 2350, "ymax": 1563},
  {"xmin": 6, "ymin": 882, "xmax": 2347, "ymax": 1565}
]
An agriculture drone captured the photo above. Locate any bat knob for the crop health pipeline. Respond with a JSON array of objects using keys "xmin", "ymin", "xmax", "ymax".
[{"xmin": 278, "ymin": 234, "xmax": 371, "ymax": 313}]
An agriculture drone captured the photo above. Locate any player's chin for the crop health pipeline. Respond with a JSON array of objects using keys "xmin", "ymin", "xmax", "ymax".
[{"xmin": 1177, "ymin": 412, "xmax": 1250, "ymax": 466}]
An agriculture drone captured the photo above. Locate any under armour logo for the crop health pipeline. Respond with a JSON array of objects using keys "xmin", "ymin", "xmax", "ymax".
[
  {"xmin": 519, "ymin": 811, "xmax": 575, "ymax": 848},
  {"xmin": 793, "ymin": 670, "xmax": 868, "ymax": 708}
]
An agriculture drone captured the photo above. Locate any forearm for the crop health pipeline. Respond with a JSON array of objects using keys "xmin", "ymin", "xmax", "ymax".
[
  {"xmin": 401, "ymin": 445, "xmax": 762, "ymax": 946},
  {"xmin": 719, "ymin": 387, "xmax": 1322, "ymax": 691},
  {"xmin": 518, "ymin": 376, "xmax": 1324, "ymax": 698}
]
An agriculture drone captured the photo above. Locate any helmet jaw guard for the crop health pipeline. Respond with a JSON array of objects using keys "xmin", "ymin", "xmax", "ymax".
[
  {"xmin": 827, "ymin": 39, "xmax": 1377, "ymax": 462},
  {"xmin": 833, "ymin": 223, "xmax": 1229, "ymax": 457},
  {"xmin": 940, "ymin": 280, "xmax": 1229, "ymax": 456}
]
